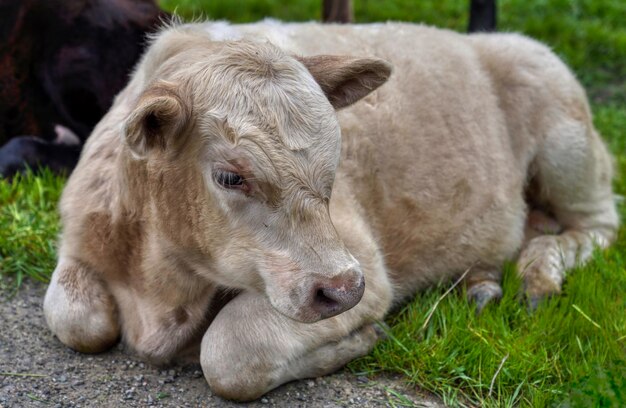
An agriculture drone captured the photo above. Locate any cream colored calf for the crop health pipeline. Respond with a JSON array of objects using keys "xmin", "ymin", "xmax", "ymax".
[{"xmin": 44, "ymin": 21, "xmax": 618, "ymax": 401}]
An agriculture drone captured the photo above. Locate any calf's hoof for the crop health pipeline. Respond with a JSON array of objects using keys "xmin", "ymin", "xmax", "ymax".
[{"xmin": 466, "ymin": 280, "xmax": 502, "ymax": 313}]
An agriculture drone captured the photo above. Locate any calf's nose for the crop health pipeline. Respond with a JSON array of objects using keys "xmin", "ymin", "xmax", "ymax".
[{"xmin": 310, "ymin": 270, "xmax": 365, "ymax": 319}]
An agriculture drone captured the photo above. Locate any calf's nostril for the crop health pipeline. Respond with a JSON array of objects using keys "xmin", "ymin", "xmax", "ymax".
[{"xmin": 315, "ymin": 288, "xmax": 341, "ymax": 309}]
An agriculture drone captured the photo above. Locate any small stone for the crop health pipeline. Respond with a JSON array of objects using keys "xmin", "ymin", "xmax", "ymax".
[
  {"xmin": 72, "ymin": 380, "xmax": 85, "ymax": 387},
  {"xmin": 306, "ymin": 380, "xmax": 315, "ymax": 388},
  {"xmin": 356, "ymin": 376, "xmax": 369, "ymax": 384},
  {"xmin": 124, "ymin": 387, "xmax": 136, "ymax": 399},
  {"xmin": 58, "ymin": 375, "xmax": 68, "ymax": 383},
  {"xmin": 261, "ymin": 398, "xmax": 269, "ymax": 404}
]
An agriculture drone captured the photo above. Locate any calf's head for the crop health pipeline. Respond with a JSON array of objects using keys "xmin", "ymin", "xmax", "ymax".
[{"xmin": 123, "ymin": 38, "xmax": 391, "ymax": 323}]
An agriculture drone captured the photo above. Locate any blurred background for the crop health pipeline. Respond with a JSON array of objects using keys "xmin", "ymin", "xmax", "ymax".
[{"xmin": 159, "ymin": 0, "xmax": 625, "ymax": 106}]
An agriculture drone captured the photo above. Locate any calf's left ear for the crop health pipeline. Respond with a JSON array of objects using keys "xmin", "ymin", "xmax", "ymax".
[
  {"xmin": 297, "ymin": 55, "xmax": 392, "ymax": 109},
  {"xmin": 123, "ymin": 82, "xmax": 191, "ymax": 159}
]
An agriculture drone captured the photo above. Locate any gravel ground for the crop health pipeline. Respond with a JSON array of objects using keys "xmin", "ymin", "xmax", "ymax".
[{"xmin": 0, "ymin": 282, "xmax": 444, "ymax": 407}]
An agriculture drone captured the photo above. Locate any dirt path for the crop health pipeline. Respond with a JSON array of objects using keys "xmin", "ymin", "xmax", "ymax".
[{"xmin": 0, "ymin": 282, "xmax": 443, "ymax": 407}]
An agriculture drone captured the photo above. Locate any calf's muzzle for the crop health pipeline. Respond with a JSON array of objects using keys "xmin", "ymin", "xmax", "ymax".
[{"xmin": 309, "ymin": 269, "xmax": 365, "ymax": 319}]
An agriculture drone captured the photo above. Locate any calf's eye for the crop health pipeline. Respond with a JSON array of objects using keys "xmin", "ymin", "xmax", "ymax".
[{"xmin": 215, "ymin": 170, "xmax": 244, "ymax": 189}]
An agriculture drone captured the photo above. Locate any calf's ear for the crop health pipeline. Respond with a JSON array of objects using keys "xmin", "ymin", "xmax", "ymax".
[
  {"xmin": 123, "ymin": 82, "xmax": 191, "ymax": 159},
  {"xmin": 297, "ymin": 55, "xmax": 392, "ymax": 109}
]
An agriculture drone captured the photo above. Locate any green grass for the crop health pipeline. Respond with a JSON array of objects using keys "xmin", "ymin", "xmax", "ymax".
[
  {"xmin": 0, "ymin": 169, "xmax": 64, "ymax": 289},
  {"xmin": 2, "ymin": 0, "xmax": 625, "ymax": 406}
]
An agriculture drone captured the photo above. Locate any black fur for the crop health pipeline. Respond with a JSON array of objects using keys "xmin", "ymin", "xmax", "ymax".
[{"xmin": 0, "ymin": 0, "xmax": 165, "ymax": 176}]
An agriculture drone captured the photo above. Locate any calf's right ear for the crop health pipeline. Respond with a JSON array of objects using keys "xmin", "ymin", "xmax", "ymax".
[{"xmin": 123, "ymin": 83, "xmax": 191, "ymax": 159}]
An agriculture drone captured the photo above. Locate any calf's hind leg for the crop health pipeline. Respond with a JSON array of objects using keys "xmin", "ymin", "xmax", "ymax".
[
  {"xmin": 44, "ymin": 258, "xmax": 120, "ymax": 353},
  {"xmin": 518, "ymin": 119, "xmax": 618, "ymax": 307}
]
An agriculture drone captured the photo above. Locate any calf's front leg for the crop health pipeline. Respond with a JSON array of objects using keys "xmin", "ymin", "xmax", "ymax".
[
  {"xmin": 43, "ymin": 258, "xmax": 120, "ymax": 353},
  {"xmin": 201, "ymin": 291, "xmax": 383, "ymax": 401},
  {"xmin": 201, "ymin": 256, "xmax": 392, "ymax": 401}
]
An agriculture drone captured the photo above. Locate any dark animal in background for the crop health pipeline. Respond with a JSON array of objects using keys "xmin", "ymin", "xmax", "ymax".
[
  {"xmin": 469, "ymin": 0, "xmax": 497, "ymax": 32},
  {"xmin": 0, "ymin": 0, "xmax": 165, "ymax": 177},
  {"xmin": 0, "ymin": 126, "xmax": 81, "ymax": 177}
]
